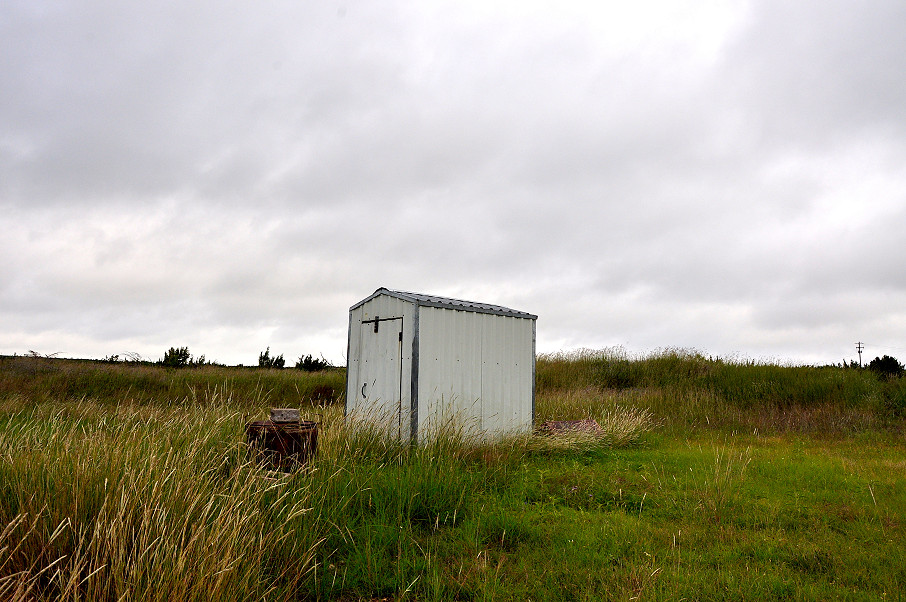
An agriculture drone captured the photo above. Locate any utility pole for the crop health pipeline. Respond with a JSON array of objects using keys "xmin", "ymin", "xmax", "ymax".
[{"xmin": 856, "ymin": 342, "xmax": 864, "ymax": 367}]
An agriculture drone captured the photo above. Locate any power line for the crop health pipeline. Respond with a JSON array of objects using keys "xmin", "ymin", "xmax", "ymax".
[
  {"xmin": 855, "ymin": 342, "xmax": 864, "ymax": 367},
  {"xmin": 863, "ymin": 343, "xmax": 906, "ymax": 354}
]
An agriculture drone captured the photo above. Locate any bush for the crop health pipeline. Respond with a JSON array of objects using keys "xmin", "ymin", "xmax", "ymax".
[
  {"xmin": 868, "ymin": 355, "xmax": 904, "ymax": 380},
  {"xmin": 296, "ymin": 354, "xmax": 332, "ymax": 372},
  {"xmin": 258, "ymin": 347, "xmax": 285, "ymax": 369},
  {"xmin": 160, "ymin": 347, "xmax": 191, "ymax": 368},
  {"xmin": 158, "ymin": 347, "xmax": 208, "ymax": 368}
]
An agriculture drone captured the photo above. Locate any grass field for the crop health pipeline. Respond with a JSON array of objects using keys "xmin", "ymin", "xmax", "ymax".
[{"xmin": 1, "ymin": 351, "xmax": 904, "ymax": 600}]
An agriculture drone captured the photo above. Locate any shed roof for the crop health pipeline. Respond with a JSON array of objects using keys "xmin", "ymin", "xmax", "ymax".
[{"xmin": 351, "ymin": 287, "xmax": 537, "ymax": 320}]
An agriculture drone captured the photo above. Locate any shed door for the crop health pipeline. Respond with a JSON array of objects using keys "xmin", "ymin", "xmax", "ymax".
[{"xmin": 357, "ymin": 317, "xmax": 404, "ymax": 438}]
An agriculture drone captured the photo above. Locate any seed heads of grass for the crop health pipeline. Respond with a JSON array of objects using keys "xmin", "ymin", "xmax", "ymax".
[{"xmin": 698, "ymin": 445, "xmax": 753, "ymax": 525}]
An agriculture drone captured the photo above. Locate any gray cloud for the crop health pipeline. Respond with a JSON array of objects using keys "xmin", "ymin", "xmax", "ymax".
[{"xmin": 3, "ymin": 0, "xmax": 906, "ymax": 365}]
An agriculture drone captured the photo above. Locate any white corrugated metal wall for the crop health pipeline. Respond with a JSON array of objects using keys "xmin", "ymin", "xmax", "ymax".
[
  {"xmin": 417, "ymin": 305, "xmax": 484, "ymax": 434},
  {"xmin": 478, "ymin": 311, "xmax": 534, "ymax": 435},
  {"xmin": 417, "ymin": 306, "xmax": 534, "ymax": 437}
]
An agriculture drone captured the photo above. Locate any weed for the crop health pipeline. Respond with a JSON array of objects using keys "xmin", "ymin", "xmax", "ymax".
[{"xmin": 697, "ymin": 444, "xmax": 753, "ymax": 525}]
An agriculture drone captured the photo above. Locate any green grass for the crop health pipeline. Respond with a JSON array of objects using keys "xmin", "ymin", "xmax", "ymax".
[
  {"xmin": 1, "ymin": 352, "xmax": 905, "ymax": 600},
  {"xmin": 0, "ymin": 355, "xmax": 345, "ymax": 407}
]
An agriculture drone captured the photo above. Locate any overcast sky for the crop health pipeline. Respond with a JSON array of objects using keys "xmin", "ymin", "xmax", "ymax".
[{"xmin": 3, "ymin": 0, "xmax": 906, "ymax": 366}]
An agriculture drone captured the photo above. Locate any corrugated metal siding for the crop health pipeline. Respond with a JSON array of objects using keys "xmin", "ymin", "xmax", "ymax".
[
  {"xmin": 479, "ymin": 312, "xmax": 534, "ymax": 435},
  {"xmin": 417, "ymin": 306, "xmax": 534, "ymax": 437},
  {"xmin": 416, "ymin": 306, "xmax": 484, "ymax": 434}
]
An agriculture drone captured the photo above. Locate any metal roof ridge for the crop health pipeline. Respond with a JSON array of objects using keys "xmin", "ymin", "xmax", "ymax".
[{"xmin": 365, "ymin": 287, "xmax": 537, "ymax": 319}]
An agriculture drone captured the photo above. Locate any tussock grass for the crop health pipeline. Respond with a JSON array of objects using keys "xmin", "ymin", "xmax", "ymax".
[
  {"xmin": 0, "ymin": 404, "xmax": 318, "ymax": 601},
  {"xmin": 2, "ymin": 351, "xmax": 905, "ymax": 599},
  {"xmin": 697, "ymin": 444, "xmax": 754, "ymax": 525},
  {"xmin": 0, "ymin": 399, "xmax": 517, "ymax": 600},
  {"xmin": 0, "ymin": 380, "xmax": 654, "ymax": 600},
  {"xmin": 533, "ymin": 387, "xmax": 657, "ymax": 451},
  {"xmin": 537, "ymin": 348, "xmax": 903, "ymax": 434}
]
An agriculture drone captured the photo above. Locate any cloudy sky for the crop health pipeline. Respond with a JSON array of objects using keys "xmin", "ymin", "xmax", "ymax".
[{"xmin": 3, "ymin": 0, "xmax": 906, "ymax": 366}]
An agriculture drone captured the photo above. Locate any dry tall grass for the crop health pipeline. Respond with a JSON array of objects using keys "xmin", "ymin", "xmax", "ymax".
[{"xmin": 0, "ymin": 401, "xmax": 322, "ymax": 601}]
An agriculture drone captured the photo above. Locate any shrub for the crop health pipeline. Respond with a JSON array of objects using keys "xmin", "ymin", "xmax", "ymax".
[
  {"xmin": 160, "ymin": 346, "xmax": 191, "ymax": 368},
  {"xmin": 868, "ymin": 355, "xmax": 904, "ymax": 380},
  {"xmin": 295, "ymin": 354, "xmax": 332, "ymax": 372},
  {"xmin": 158, "ymin": 347, "xmax": 208, "ymax": 368},
  {"xmin": 258, "ymin": 347, "xmax": 285, "ymax": 369}
]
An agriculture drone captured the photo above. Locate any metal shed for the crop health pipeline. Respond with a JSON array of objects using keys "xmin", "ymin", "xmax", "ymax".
[{"xmin": 345, "ymin": 288, "xmax": 537, "ymax": 441}]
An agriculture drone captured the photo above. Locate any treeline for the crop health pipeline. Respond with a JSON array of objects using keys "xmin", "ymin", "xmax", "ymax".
[{"xmin": 99, "ymin": 346, "xmax": 336, "ymax": 371}]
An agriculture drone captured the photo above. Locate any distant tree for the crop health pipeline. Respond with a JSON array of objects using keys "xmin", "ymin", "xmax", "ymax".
[
  {"xmin": 258, "ymin": 347, "xmax": 285, "ymax": 369},
  {"xmin": 295, "ymin": 354, "xmax": 332, "ymax": 372},
  {"xmin": 868, "ymin": 355, "xmax": 904, "ymax": 379},
  {"xmin": 258, "ymin": 348, "xmax": 271, "ymax": 368},
  {"xmin": 160, "ymin": 346, "xmax": 191, "ymax": 368},
  {"xmin": 101, "ymin": 354, "xmax": 120, "ymax": 363}
]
